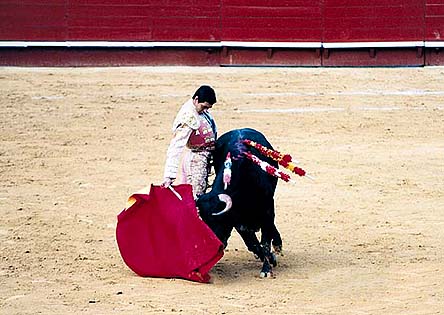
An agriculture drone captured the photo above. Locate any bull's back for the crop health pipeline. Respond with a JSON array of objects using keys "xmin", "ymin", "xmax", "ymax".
[
  {"xmin": 215, "ymin": 128, "xmax": 278, "ymax": 196},
  {"xmin": 215, "ymin": 128, "xmax": 275, "ymax": 169}
]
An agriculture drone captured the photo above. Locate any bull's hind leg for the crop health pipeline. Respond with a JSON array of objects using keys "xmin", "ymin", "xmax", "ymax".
[
  {"xmin": 270, "ymin": 223, "xmax": 282, "ymax": 254},
  {"xmin": 259, "ymin": 231, "xmax": 276, "ymax": 277},
  {"xmin": 259, "ymin": 214, "xmax": 281, "ymax": 276}
]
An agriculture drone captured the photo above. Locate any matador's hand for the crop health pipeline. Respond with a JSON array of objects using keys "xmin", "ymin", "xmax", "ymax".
[{"xmin": 161, "ymin": 177, "xmax": 174, "ymax": 188}]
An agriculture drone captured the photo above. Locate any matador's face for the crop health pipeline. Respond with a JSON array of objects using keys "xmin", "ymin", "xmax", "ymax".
[{"xmin": 193, "ymin": 97, "xmax": 213, "ymax": 113}]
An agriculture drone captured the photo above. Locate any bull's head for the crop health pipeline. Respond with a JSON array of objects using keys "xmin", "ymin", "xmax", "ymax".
[
  {"xmin": 196, "ymin": 193, "xmax": 232, "ymax": 216},
  {"xmin": 196, "ymin": 193, "xmax": 233, "ymax": 247}
]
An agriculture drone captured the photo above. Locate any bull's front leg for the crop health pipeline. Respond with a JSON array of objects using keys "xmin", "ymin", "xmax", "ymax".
[
  {"xmin": 235, "ymin": 226, "xmax": 273, "ymax": 278},
  {"xmin": 235, "ymin": 226, "xmax": 264, "ymax": 260}
]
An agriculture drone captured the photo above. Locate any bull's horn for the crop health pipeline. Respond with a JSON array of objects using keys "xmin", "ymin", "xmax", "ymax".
[{"xmin": 212, "ymin": 194, "xmax": 233, "ymax": 216}]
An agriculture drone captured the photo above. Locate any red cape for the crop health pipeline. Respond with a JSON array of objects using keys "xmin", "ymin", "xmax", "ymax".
[{"xmin": 116, "ymin": 184, "xmax": 224, "ymax": 283}]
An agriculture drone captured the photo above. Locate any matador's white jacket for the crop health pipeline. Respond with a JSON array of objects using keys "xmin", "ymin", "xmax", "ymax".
[{"xmin": 163, "ymin": 99, "xmax": 216, "ymax": 180}]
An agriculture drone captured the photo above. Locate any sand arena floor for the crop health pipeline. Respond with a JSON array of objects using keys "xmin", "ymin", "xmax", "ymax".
[{"xmin": 1, "ymin": 66, "xmax": 443, "ymax": 314}]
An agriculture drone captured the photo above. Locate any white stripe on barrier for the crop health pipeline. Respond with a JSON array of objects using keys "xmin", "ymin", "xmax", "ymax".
[
  {"xmin": 425, "ymin": 41, "xmax": 444, "ymax": 48},
  {"xmin": 0, "ymin": 41, "xmax": 321, "ymax": 48},
  {"xmin": 0, "ymin": 41, "xmax": 221, "ymax": 48},
  {"xmin": 1, "ymin": 40, "xmax": 441, "ymax": 49},
  {"xmin": 323, "ymin": 41, "xmax": 424, "ymax": 48},
  {"xmin": 221, "ymin": 41, "xmax": 322, "ymax": 48}
]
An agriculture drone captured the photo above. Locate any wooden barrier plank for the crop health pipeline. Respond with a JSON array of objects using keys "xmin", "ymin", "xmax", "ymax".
[
  {"xmin": 67, "ymin": 5, "xmax": 153, "ymax": 17},
  {"xmin": 222, "ymin": 0, "xmax": 307, "ymax": 6},
  {"xmin": 0, "ymin": 28, "xmax": 66, "ymax": 41},
  {"xmin": 324, "ymin": 28, "xmax": 425, "ymax": 42},
  {"xmin": 153, "ymin": 17, "xmax": 220, "ymax": 29},
  {"xmin": 0, "ymin": 0, "xmax": 65, "ymax": 4},
  {"xmin": 222, "ymin": 17, "xmax": 321, "ymax": 29},
  {"xmin": 152, "ymin": 29, "xmax": 220, "ymax": 41},
  {"xmin": 0, "ymin": 2, "xmax": 66, "ymax": 40},
  {"xmin": 67, "ymin": 17, "xmax": 151, "ymax": 28},
  {"xmin": 222, "ymin": 28, "xmax": 323, "ymax": 42},
  {"xmin": 221, "ymin": 1, "xmax": 322, "ymax": 41},
  {"xmin": 0, "ymin": 3, "xmax": 66, "ymax": 19},
  {"xmin": 221, "ymin": 6, "xmax": 321, "ymax": 17},
  {"xmin": 325, "ymin": 0, "xmax": 419, "ymax": 5},
  {"xmin": 425, "ymin": 0, "xmax": 444, "ymax": 41},
  {"xmin": 324, "ymin": 0, "xmax": 425, "ymax": 42},
  {"xmin": 67, "ymin": 28, "xmax": 153, "ymax": 41}
]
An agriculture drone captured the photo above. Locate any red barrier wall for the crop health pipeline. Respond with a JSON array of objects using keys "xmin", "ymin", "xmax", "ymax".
[
  {"xmin": 426, "ymin": 0, "xmax": 444, "ymax": 40},
  {"xmin": 0, "ymin": 1, "xmax": 67, "ymax": 41},
  {"xmin": 67, "ymin": 0, "xmax": 221, "ymax": 41},
  {"xmin": 221, "ymin": 0, "xmax": 322, "ymax": 41},
  {"xmin": 323, "ymin": 0, "xmax": 424, "ymax": 42},
  {"xmin": 0, "ymin": 0, "xmax": 221, "ymax": 41},
  {"xmin": 425, "ymin": 0, "xmax": 444, "ymax": 65},
  {"xmin": 1, "ymin": 0, "xmax": 444, "ymax": 66},
  {"xmin": 3, "ymin": 0, "xmax": 442, "ymax": 43}
]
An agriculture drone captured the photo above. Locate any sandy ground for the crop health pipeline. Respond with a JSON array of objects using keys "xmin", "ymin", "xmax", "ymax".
[{"xmin": 1, "ymin": 66, "xmax": 443, "ymax": 315}]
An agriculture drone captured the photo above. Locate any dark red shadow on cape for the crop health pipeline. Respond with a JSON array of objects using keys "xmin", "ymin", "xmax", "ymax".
[{"xmin": 116, "ymin": 184, "xmax": 224, "ymax": 283}]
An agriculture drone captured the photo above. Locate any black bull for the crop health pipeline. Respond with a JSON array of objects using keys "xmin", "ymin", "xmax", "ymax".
[{"xmin": 196, "ymin": 128, "xmax": 282, "ymax": 277}]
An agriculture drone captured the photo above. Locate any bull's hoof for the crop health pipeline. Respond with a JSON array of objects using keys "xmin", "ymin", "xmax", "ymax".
[
  {"xmin": 259, "ymin": 271, "xmax": 274, "ymax": 278},
  {"xmin": 268, "ymin": 252, "xmax": 277, "ymax": 267},
  {"xmin": 273, "ymin": 244, "xmax": 283, "ymax": 254},
  {"xmin": 259, "ymin": 262, "xmax": 273, "ymax": 278}
]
